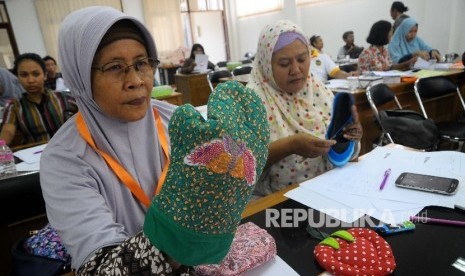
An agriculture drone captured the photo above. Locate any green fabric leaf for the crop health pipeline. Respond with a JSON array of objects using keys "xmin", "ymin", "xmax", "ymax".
[
  {"xmin": 319, "ymin": 237, "xmax": 340, "ymax": 250},
  {"xmin": 331, "ymin": 230, "xmax": 354, "ymax": 242}
]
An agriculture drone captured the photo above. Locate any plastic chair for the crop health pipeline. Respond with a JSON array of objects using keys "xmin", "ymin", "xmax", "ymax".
[
  {"xmin": 207, "ymin": 70, "xmax": 232, "ymax": 91},
  {"xmin": 232, "ymin": 66, "xmax": 252, "ymax": 76},
  {"xmin": 366, "ymin": 83, "xmax": 440, "ymax": 151},
  {"xmin": 413, "ymin": 76, "xmax": 465, "ymax": 151}
]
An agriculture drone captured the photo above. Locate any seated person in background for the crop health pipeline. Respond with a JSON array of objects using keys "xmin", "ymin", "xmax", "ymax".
[
  {"xmin": 311, "ymin": 46, "xmax": 356, "ymax": 82},
  {"xmin": 0, "ymin": 53, "xmax": 77, "ymax": 146},
  {"xmin": 388, "ymin": 17, "xmax": 441, "ymax": 64},
  {"xmin": 42, "ymin": 55, "xmax": 63, "ymax": 91},
  {"xmin": 358, "ymin": 20, "xmax": 415, "ymax": 73},
  {"xmin": 390, "ymin": 1, "xmax": 409, "ymax": 32},
  {"xmin": 180, "ymin": 43, "xmax": 217, "ymax": 74},
  {"xmin": 337, "ymin": 31, "xmax": 364, "ymax": 59},
  {"xmin": 310, "ymin": 35, "xmax": 325, "ymax": 53},
  {"xmin": 247, "ymin": 20, "xmax": 363, "ymax": 197},
  {"xmin": 0, "ymin": 68, "xmax": 24, "ymax": 107}
]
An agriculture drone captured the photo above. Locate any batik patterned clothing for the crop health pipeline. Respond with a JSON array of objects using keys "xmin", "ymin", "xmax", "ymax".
[
  {"xmin": 2, "ymin": 89, "xmax": 77, "ymax": 144},
  {"xmin": 78, "ymin": 232, "xmax": 193, "ymax": 276},
  {"xmin": 358, "ymin": 45, "xmax": 393, "ymax": 73},
  {"xmin": 247, "ymin": 20, "xmax": 334, "ymax": 197}
]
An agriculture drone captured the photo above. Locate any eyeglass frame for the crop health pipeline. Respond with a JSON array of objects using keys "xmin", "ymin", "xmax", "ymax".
[{"xmin": 91, "ymin": 57, "xmax": 160, "ymax": 81}]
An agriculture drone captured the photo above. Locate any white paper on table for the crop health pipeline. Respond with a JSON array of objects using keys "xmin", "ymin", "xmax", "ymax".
[
  {"xmin": 13, "ymin": 143, "xmax": 47, "ymax": 164},
  {"xmin": 413, "ymin": 57, "xmax": 433, "ymax": 69},
  {"xmin": 325, "ymin": 79, "xmax": 349, "ymax": 90},
  {"xmin": 16, "ymin": 161, "xmax": 40, "ymax": 171},
  {"xmin": 285, "ymin": 187, "xmax": 363, "ymax": 223},
  {"xmin": 243, "ymin": 256, "xmax": 299, "ymax": 276},
  {"xmin": 286, "ymin": 146, "xmax": 465, "ymax": 224}
]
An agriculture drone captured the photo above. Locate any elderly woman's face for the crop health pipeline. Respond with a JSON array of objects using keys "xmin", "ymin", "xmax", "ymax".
[
  {"xmin": 271, "ymin": 40, "xmax": 310, "ymax": 94},
  {"xmin": 17, "ymin": 60, "xmax": 46, "ymax": 95},
  {"xmin": 91, "ymin": 39, "xmax": 153, "ymax": 122},
  {"xmin": 406, "ymin": 25, "xmax": 418, "ymax": 42}
]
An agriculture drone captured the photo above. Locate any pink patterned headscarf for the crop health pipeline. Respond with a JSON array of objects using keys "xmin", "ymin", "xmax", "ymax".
[{"xmin": 247, "ymin": 20, "xmax": 335, "ymax": 195}]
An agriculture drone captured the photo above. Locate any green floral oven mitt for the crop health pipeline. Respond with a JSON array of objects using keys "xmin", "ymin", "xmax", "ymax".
[{"xmin": 144, "ymin": 81, "xmax": 270, "ymax": 266}]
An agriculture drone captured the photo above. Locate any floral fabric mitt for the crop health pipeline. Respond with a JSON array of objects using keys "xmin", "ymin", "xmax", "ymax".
[{"xmin": 144, "ymin": 81, "xmax": 270, "ymax": 266}]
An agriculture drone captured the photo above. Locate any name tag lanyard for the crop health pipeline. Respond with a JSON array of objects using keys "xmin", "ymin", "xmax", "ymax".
[{"xmin": 76, "ymin": 108, "xmax": 169, "ymax": 208}]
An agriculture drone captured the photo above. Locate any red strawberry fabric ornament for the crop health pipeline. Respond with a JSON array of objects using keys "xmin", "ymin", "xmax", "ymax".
[{"xmin": 314, "ymin": 228, "xmax": 396, "ymax": 276}]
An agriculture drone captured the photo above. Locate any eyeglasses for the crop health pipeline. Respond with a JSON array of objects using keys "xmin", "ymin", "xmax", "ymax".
[{"xmin": 92, "ymin": 57, "xmax": 159, "ymax": 82}]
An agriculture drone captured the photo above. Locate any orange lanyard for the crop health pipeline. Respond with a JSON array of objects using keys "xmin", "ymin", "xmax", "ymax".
[{"xmin": 76, "ymin": 108, "xmax": 169, "ymax": 208}]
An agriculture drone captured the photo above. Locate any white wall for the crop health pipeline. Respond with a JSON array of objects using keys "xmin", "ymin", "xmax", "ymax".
[
  {"xmin": 4, "ymin": 0, "xmax": 47, "ymax": 56},
  {"xmin": 4, "ymin": 0, "xmax": 465, "ymax": 63},
  {"xmin": 231, "ymin": 0, "xmax": 465, "ymax": 60}
]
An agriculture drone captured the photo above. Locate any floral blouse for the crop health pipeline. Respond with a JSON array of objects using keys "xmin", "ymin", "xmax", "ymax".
[{"xmin": 358, "ymin": 45, "xmax": 392, "ymax": 73}]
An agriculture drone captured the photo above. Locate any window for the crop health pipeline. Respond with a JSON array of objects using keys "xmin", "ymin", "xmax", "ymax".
[
  {"xmin": 297, "ymin": 0, "xmax": 337, "ymax": 6},
  {"xmin": 236, "ymin": 0, "xmax": 282, "ymax": 17},
  {"xmin": 34, "ymin": 0, "xmax": 121, "ymax": 62},
  {"xmin": 0, "ymin": 1, "xmax": 18, "ymax": 68}
]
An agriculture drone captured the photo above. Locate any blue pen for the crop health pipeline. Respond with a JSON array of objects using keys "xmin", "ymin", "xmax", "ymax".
[{"xmin": 379, "ymin": 168, "xmax": 391, "ymax": 190}]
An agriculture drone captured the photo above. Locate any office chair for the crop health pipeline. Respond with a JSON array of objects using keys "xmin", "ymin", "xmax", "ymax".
[
  {"xmin": 414, "ymin": 76, "xmax": 465, "ymax": 151},
  {"xmin": 366, "ymin": 83, "xmax": 439, "ymax": 150},
  {"xmin": 207, "ymin": 70, "xmax": 232, "ymax": 92},
  {"xmin": 232, "ymin": 66, "xmax": 252, "ymax": 76},
  {"xmin": 216, "ymin": 61, "xmax": 227, "ymax": 68}
]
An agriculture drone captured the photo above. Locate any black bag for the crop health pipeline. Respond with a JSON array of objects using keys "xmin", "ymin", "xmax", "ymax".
[
  {"xmin": 10, "ymin": 238, "xmax": 71, "ymax": 276},
  {"xmin": 378, "ymin": 109, "xmax": 440, "ymax": 150}
]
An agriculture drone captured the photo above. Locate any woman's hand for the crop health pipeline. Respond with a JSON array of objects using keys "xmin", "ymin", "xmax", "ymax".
[
  {"xmin": 414, "ymin": 51, "xmax": 430, "ymax": 61},
  {"xmin": 343, "ymin": 105, "xmax": 363, "ymax": 141},
  {"xmin": 430, "ymin": 50, "xmax": 441, "ymax": 61},
  {"xmin": 290, "ymin": 133, "xmax": 336, "ymax": 158}
]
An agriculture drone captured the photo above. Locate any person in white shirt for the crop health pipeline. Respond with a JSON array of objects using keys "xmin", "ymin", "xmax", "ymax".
[{"xmin": 310, "ymin": 48, "xmax": 354, "ymax": 82}]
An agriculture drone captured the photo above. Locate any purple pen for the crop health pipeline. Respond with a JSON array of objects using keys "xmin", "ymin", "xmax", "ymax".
[{"xmin": 379, "ymin": 168, "xmax": 391, "ymax": 190}]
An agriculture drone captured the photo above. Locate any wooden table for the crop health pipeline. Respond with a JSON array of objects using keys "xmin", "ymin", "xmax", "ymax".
[
  {"xmin": 174, "ymin": 73, "xmax": 211, "ymax": 106},
  {"xmin": 242, "ymin": 184, "xmax": 298, "ymax": 218},
  {"xmin": 153, "ymin": 91, "xmax": 183, "ymax": 105},
  {"xmin": 185, "ymin": 70, "xmax": 465, "ymax": 155}
]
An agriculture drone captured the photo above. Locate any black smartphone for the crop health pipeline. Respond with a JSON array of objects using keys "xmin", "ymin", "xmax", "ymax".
[{"xmin": 395, "ymin": 172, "xmax": 459, "ymax": 195}]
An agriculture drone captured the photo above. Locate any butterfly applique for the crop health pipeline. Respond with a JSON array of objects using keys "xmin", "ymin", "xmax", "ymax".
[{"xmin": 184, "ymin": 135, "xmax": 257, "ymax": 185}]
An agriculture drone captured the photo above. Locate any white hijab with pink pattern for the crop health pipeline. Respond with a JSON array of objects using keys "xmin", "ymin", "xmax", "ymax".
[{"xmin": 247, "ymin": 20, "xmax": 335, "ymax": 196}]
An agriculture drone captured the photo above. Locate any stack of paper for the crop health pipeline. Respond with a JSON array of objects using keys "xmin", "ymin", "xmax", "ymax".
[
  {"xmin": 13, "ymin": 143, "xmax": 47, "ymax": 171},
  {"xmin": 285, "ymin": 146, "xmax": 465, "ymax": 224}
]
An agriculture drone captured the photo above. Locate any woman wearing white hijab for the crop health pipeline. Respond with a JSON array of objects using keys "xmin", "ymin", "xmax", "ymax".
[
  {"xmin": 0, "ymin": 68, "xmax": 23, "ymax": 106},
  {"xmin": 247, "ymin": 20, "xmax": 363, "ymax": 197},
  {"xmin": 40, "ymin": 6, "xmax": 190, "ymax": 274}
]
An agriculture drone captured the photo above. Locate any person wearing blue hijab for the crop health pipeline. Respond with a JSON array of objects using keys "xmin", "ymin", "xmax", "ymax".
[{"xmin": 388, "ymin": 17, "xmax": 441, "ymax": 64}]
